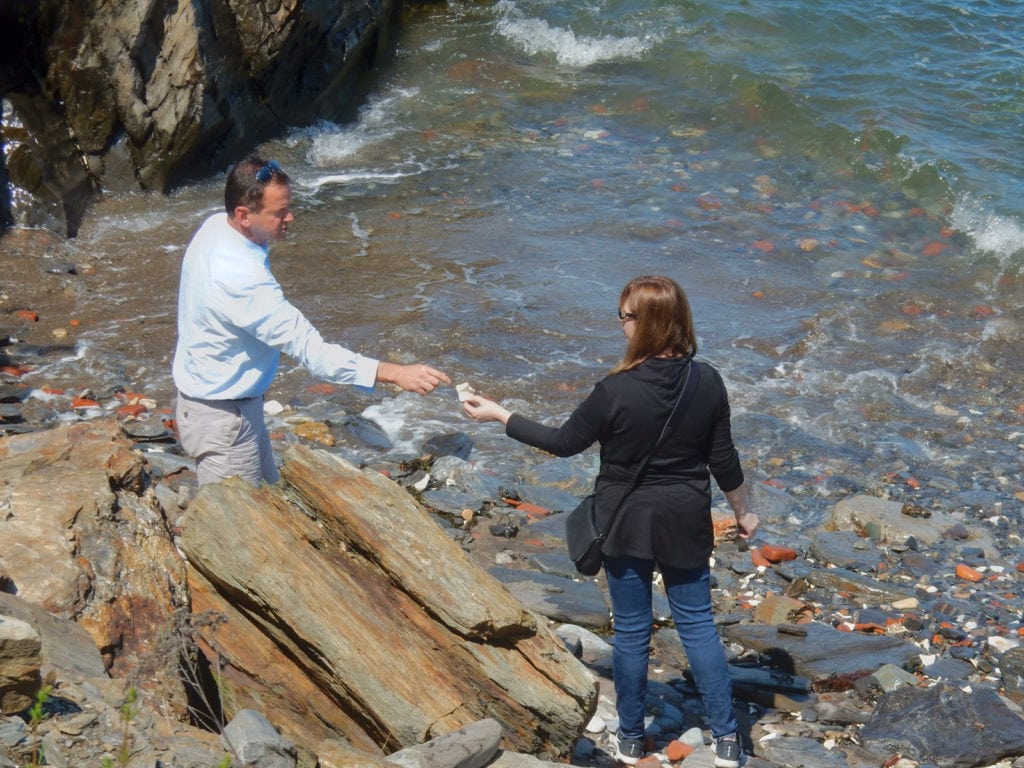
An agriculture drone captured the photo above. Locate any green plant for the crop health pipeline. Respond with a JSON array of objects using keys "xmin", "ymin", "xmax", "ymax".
[
  {"xmin": 100, "ymin": 687, "xmax": 137, "ymax": 767},
  {"xmin": 116, "ymin": 687, "xmax": 137, "ymax": 765},
  {"xmin": 26, "ymin": 684, "xmax": 52, "ymax": 767}
]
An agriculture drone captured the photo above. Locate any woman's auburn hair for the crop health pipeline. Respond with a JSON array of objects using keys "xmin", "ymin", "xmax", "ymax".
[{"xmin": 611, "ymin": 275, "xmax": 697, "ymax": 374}]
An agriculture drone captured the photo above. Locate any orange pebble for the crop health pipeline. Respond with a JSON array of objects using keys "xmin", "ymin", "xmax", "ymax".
[
  {"xmin": 751, "ymin": 290, "xmax": 765, "ymax": 299},
  {"xmin": 71, "ymin": 397, "xmax": 100, "ymax": 409},
  {"xmin": 760, "ymin": 544, "xmax": 797, "ymax": 563},
  {"xmin": 516, "ymin": 501, "xmax": 551, "ymax": 518},
  {"xmin": 921, "ymin": 241, "xmax": 947, "ymax": 256},
  {"xmin": 116, "ymin": 403, "xmax": 147, "ymax": 418},
  {"xmin": 306, "ymin": 382, "xmax": 337, "ymax": 395},
  {"xmin": 955, "ymin": 563, "xmax": 983, "ymax": 582},
  {"xmin": 751, "ymin": 548, "xmax": 771, "ymax": 568},
  {"xmin": 14, "ymin": 309, "xmax": 38, "ymax": 321},
  {"xmin": 665, "ymin": 741, "xmax": 694, "ymax": 762}
]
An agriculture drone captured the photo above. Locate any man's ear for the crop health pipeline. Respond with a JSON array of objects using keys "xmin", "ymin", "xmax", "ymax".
[{"xmin": 232, "ymin": 205, "xmax": 252, "ymax": 230}]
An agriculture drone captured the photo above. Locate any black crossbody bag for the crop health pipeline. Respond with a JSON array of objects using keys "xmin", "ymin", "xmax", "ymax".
[{"xmin": 565, "ymin": 358, "xmax": 701, "ymax": 576}]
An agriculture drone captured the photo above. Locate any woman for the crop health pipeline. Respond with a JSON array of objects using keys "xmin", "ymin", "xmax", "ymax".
[{"xmin": 463, "ymin": 276, "xmax": 758, "ymax": 767}]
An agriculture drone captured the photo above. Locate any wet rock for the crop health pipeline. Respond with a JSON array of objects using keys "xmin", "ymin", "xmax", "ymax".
[
  {"xmin": 828, "ymin": 495, "xmax": 996, "ymax": 557},
  {"xmin": 810, "ymin": 531, "xmax": 884, "ymax": 572},
  {"xmin": 721, "ymin": 623, "xmax": 920, "ymax": 682},
  {"xmin": 800, "ymin": 567, "xmax": 917, "ymax": 605},
  {"xmin": 432, "ymin": 456, "xmax": 510, "ymax": 500},
  {"xmin": 421, "ymin": 487, "xmax": 488, "ymax": 518},
  {"xmin": 340, "ymin": 414, "xmax": 393, "ymax": 449},
  {"xmin": 422, "ymin": 432, "xmax": 474, "ymax": 461},
  {"xmin": 859, "ymin": 683, "xmax": 1024, "ymax": 767},
  {"xmin": 6, "ymin": 0, "xmax": 404, "ymax": 234}
]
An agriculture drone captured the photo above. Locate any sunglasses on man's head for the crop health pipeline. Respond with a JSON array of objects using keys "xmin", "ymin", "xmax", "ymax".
[{"xmin": 256, "ymin": 160, "xmax": 282, "ymax": 184}]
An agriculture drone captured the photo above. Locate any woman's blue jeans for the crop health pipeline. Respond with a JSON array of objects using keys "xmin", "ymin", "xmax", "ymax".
[{"xmin": 605, "ymin": 556, "xmax": 737, "ymax": 740}]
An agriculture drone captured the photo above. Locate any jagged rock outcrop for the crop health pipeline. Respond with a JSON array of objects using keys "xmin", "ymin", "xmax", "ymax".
[
  {"xmin": 0, "ymin": 419, "xmax": 191, "ymax": 713},
  {"xmin": 0, "ymin": 0, "xmax": 400, "ymax": 235},
  {"xmin": 181, "ymin": 445, "xmax": 598, "ymax": 759}
]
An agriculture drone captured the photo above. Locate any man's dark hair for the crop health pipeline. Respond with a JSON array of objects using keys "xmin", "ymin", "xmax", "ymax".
[{"xmin": 224, "ymin": 155, "xmax": 291, "ymax": 214}]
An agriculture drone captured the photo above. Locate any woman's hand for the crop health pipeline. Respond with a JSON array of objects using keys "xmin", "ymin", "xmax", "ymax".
[
  {"xmin": 735, "ymin": 511, "xmax": 759, "ymax": 539},
  {"xmin": 723, "ymin": 483, "xmax": 759, "ymax": 539},
  {"xmin": 462, "ymin": 396, "xmax": 512, "ymax": 425}
]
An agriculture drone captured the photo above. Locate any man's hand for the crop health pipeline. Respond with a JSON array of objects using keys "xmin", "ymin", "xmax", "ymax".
[{"xmin": 376, "ymin": 362, "xmax": 451, "ymax": 395}]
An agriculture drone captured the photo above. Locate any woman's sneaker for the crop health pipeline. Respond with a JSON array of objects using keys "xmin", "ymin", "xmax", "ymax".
[
  {"xmin": 612, "ymin": 732, "xmax": 645, "ymax": 765},
  {"xmin": 713, "ymin": 733, "xmax": 742, "ymax": 768}
]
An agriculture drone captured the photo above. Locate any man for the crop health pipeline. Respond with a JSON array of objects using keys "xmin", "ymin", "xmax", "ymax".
[{"xmin": 172, "ymin": 156, "xmax": 450, "ymax": 486}]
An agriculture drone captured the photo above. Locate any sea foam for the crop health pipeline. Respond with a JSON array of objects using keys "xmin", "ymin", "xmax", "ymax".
[{"xmin": 494, "ymin": 0, "xmax": 656, "ymax": 67}]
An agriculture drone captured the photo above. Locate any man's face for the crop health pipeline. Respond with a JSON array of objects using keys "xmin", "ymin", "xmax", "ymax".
[{"xmin": 237, "ymin": 181, "xmax": 294, "ymax": 246}]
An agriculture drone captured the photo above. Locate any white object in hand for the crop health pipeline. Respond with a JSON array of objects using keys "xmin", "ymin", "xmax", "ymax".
[{"xmin": 456, "ymin": 382, "xmax": 477, "ymax": 402}]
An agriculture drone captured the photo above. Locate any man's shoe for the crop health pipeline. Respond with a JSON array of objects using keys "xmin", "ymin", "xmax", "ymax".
[
  {"xmin": 612, "ymin": 733, "xmax": 645, "ymax": 765},
  {"xmin": 713, "ymin": 733, "xmax": 742, "ymax": 768}
]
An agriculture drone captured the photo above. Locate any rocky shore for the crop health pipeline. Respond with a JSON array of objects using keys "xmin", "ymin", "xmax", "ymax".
[{"xmin": 2, "ymin": 338, "xmax": 1024, "ymax": 768}]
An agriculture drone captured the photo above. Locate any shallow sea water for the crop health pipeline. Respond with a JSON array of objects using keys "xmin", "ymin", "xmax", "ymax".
[{"xmin": 2, "ymin": 0, "xmax": 1023, "ymax": 530}]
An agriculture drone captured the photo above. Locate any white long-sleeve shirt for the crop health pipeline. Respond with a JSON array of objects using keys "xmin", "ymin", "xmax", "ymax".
[{"xmin": 172, "ymin": 213, "xmax": 378, "ymax": 400}]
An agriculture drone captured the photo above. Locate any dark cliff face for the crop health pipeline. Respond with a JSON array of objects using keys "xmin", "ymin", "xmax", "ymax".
[{"xmin": 0, "ymin": 0, "xmax": 400, "ymax": 237}]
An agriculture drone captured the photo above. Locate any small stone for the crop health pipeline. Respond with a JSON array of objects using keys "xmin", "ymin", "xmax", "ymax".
[
  {"xmin": 954, "ymin": 563, "xmax": 983, "ymax": 582},
  {"xmin": 892, "ymin": 597, "xmax": 919, "ymax": 610},
  {"xmin": 760, "ymin": 544, "xmax": 797, "ymax": 563},
  {"xmin": 665, "ymin": 740, "xmax": 693, "ymax": 762},
  {"xmin": 678, "ymin": 727, "xmax": 705, "ymax": 749},
  {"xmin": 293, "ymin": 421, "xmax": 335, "ymax": 446}
]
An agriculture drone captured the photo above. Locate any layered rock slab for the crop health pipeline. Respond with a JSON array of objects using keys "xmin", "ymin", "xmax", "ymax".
[{"xmin": 180, "ymin": 445, "xmax": 597, "ymax": 759}]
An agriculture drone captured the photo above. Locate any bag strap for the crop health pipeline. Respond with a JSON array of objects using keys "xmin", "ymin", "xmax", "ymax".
[{"xmin": 597, "ymin": 357, "xmax": 701, "ymax": 538}]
